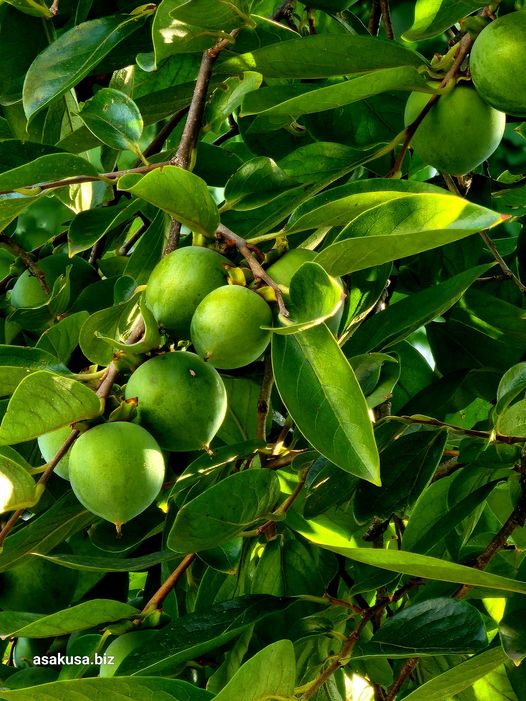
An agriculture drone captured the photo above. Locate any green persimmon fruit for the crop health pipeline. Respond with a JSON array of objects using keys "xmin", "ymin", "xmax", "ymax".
[
  {"xmin": 10, "ymin": 254, "xmax": 97, "ymax": 309},
  {"xmin": 145, "ymin": 246, "xmax": 230, "ymax": 339},
  {"xmin": 100, "ymin": 630, "xmax": 158, "ymax": 677},
  {"xmin": 37, "ymin": 426, "xmax": 72, "ymax": 480},
  {"xmin": 125, "ymin": 351, "xmax": 227, "ymax": 451},
  {"xmin": 404, "ymin": 85, "xmax": 505, "ymax": 175},
  {"xmin": 0, "ymin": 551, "xmax": 78, "ymax": 614},
  {"xmin": 470, "ymin": 12, "xmax": 526, "ymax": 117},
  {"xmin": 191, "ymin": 285, "xmax": 273, "ymax": 370},
  {"xmin": 68, "ymin": 422, "xmax": 165, "ymax": 531},
  {"xmin": 266, "ymin": 249, "xmax": 316, "ymax": 289}
]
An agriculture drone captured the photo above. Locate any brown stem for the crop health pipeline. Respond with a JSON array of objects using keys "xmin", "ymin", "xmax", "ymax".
[
  {"xmin": 399, "ymin": 415, "xmax": 526, "ymax": 444},
  {"xmin": 117, "ymin": 222, "xmax": 147, "ymax": 256},
  {"xmin": 380, "ymin": 0, "xmax": 394, "ymax": 39},
  {"xmin": 142, "ymin": 108, "xmax": 188, "ymax": 160},
  {"xmin": 368, "ymin": 0, "xmax": 381, "ymax": 35},
  {"xmin": 256, "ymin": 469, "xmax": 307, "ymax": 537},
  {"xmin": 479, "ymin": 230, "xmax": 526, "ymax": 295},
  {"xmin": 0, "ymin": 234, "xmax": 49, "ymax": 295},
  {"xmin": 256, "ymin": 354, "xmax": 274, "ymax": 442},
  {"xmin": 142, "ymin": 553, "xmax": 196, "ymax": 614},
  {"xmin": 164, "ymin": 33, "xmax": 238, "ymax": 255},
  {"xmin": 216, "ymin": 224, "xmax": 289, "ymax": 317},
  {"xmin": 272, "ymin": 0, "xmax": 298, "ymax": 31},
  {"xmin": 49, "ymin": 0, "xmax": 59, "ymax": 15},
  {"xmin": 385, "ymin": 658, "xmax": 420, "ymax": 701},
  {"xmin": 0, "ymin": 161, "xmax": 171, "ymax": 197},
  {"xmin": 386, "ymin": 31, "xmax": 474, "ymax": 177}
]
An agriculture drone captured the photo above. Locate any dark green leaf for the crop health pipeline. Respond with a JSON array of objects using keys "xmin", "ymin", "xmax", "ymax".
[
  {"xmin": 272, "ymin": 324, "xmax": 380, "ymax": 484},
  {"xmin": 167, "ymin": 469, "xmax": 281, "ymax": 552},
  {"xmin": 0, "ymin": 154, "xmax": 98, "ymax": 193},
  {"xmin": 0, "ymin": 346, "xmax": 68, "ymax": 397},
  {"xmin": 79, "ymin": 88, "xmax": 144, "ymax": 154},
  {"xmin": 118, "ymin": 595, "xmax": 293, "ymax": 676},
  {"xmin": 0, "ymin": 371, "xmax": 103, "ymax": 445},
  {"xmin": 23, "ymin": 10, "xmax": 154, "ymax": 121}
]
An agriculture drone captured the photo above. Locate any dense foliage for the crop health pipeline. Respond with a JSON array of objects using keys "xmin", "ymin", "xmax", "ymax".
[{"xmin": 0, "ymin": 0, "xmax": 525, "ymax": 699}]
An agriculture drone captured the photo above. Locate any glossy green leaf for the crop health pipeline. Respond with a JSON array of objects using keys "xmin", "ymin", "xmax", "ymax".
[
  {"xmin": 497, "ymin": 400, "xmax": 526, "ymax": 437},
  {"xmin": 36, "ymin": 550, "xmax": 175, "ymax": 573},
  {"xmin": 0, "ymin": 193, "xmax": 44, "ymax": 232},
  {"xmin": 79, "ymin": 88, "xmax": 144, "ymax": 154},
  {"xmin": 2, "ymin": 0, "xmax": 52, "ymax": 18},
  {"xmin": 0, "ymin": 154, "xmax": 98, "ymax": 193},
  {"xmin": 205, "ymin": 71, "xmax": 262, "ymax": 133},
  {"xmin": 243, "ymin": 67, "xmax": 430, "ymax": 131},
  {"xmin": 0, "ymin": 492, "xmax": 92, "ymax": 571},
  {"xmin": 118, "ymin": 166, "xmax": 219, "ymax": 237},
  {"xmin": 152, "ymin": 0, "xmax": 219, "ymax": 61},
  {"xmin": 299, "ymin": 539, "xmax": 526, "ymax": 595},
  {"xmin": 366, "ymin": 598, "xmax": 487, "ymax": 656},
  {"xmin": 400, "ymin": 647, "xmax": 507, "ymax": 701},
  {"xmin": 68, "ymin": 197, "xmax": 142, "ymax": 257},
  {"xmin": 0, "ymin": 346, "xmax": 68, "ymax": 397},
  {"xmin": 35, "ymin": 312, "xmax": 90, "ymax": 365},
  {"xmin": 0, "ymin": 600, "xmax": 138, "ymax": 639},
  {"xmin": 0, "ymin": 371, "xmax": 103, "ymax": 445},
  {"xmin": 285, "ymin": 179, "xmax": 445, "ymax": 234},
  {"xmin": 348, "ymin": 264, "xmax": 491, "ymax": 354},
  {"xmin": 354, "ymin": 428, "xmax": 447, "ymax": 522},
  {"xmin": 500, "ymin": 592, "xmax": 526, "ymax": 665},
  {"xmin": 496, "ymin": 363, "xmax": 526, "ymax": 416},
  {"xmin": 213, "ymin": 640, "xmax": 296, "ymax": 701},
  {"xmin": 23, "ymin": 9, "xmax": 154, "ymax": 121},
  {"xmin": 403, "ymin": 0, "xmax": 483, "ymax": 41},
  {"xmin": 224, "ymin": 156, "xmax": 299, "ymax": 211},
  {"xmin": 217, "ymin": 34, "xmax": 425, "ymax": 79},
  {"xmin": 218, "ymin": 377, "xmax": 270, "ymax": 443},
  {"xmin": 317, "ymin": 194, "xmax": 506, "ymax": 276},
  {"xmin": 0, "ymin": 453, "xmax": 37, "ymax": 513},
  {"xmin": 169, "ymin": 0, "xmax": 250, "ymax": 30},
  {"xmin": 0, "ymin": 677, "xmax": 212, "ymax": 700},
  {"xmin": 78, "ymin": 295, "xmax": 138, "ymax": 366},
  {"xmin": 167, "ymin": 469, "xmax": 281, "ymax": 552},
  {"xmin": 118, "ymin": 595, "xmax": 292, "ymax": 676},
  {"xmin": 271, "ymin": 262, "xmax": 344, "ymax": 334},
  {"xmin": 124, "ymin": 210, "xmax": 165, "ymax": 286},
  {"xmin": 272, "ymin": 323, "xmax": 380, "ymax": 485},
  {"xmin": 350, "ymin": 353, "xmax": 400, "ymax": 409}
]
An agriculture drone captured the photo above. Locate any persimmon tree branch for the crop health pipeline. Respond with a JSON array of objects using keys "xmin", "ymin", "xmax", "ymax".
[
  {"xmin": 142, "ymin": 553, "xmax": 197, "ymax": 615},
  {"xmin": 0, "ymin": 233, "xmax": 49, "ymax": 295},
  {"xmin": 216, "ymin": 224, "xmax": 290, "ymax": 317},
  {"xmin": 399, "ymin": 415, "xmax": 526, "ymax": 444},
  {"xmin": 380, "ymin": 0, "xmax": 394, "ymax": 39}
]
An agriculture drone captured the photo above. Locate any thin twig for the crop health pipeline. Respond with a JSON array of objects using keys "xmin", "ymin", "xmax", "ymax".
[
  {"xmin": 272, "ymin": 0, "xmax": 298, "ymax": 31},
  {"xmin": 216, "ymin": 224, "xmax": 289, "ymax": 317},
  {"xmin": 142, "ymin": 553, "xmax": 197, "ymax": 614},
  {"xmin": 49, "ymin": 0, "xmax": 59, "ymax": 15},
  {"xmin": 368, "ymin": 0, "xmax": 381, "ymax": 35},
  {"xmin": 400, "ymin": 415, "xmax": 526, "ymax": 444},
  {"xmin": 117, "ymin": 222, "xmax": 147, "ymax": 256},
  {"xmin": 479, "ymin": 230, "xmax": 526, "ymax": 295},
  {"xmin": 255, "ymin": 468, "xmax": 308, "ymax": 537},
  {"xmin": 0, "ymin": 234, "xmax": 49, "ymax": 295},
  {"xmin": 256, "ymin": 354, "xmax": 274, "ymax": 442},
  {"xmin": 386, "ymin": 31, "xmax": 474, "ymax": 177},
  {"xmin": 142, "ymin": 108, "xmax": 188, "ymax": 159},
  {"xmin": 380, "ymin": 0, "xmax": 394, "ymax": 39}
]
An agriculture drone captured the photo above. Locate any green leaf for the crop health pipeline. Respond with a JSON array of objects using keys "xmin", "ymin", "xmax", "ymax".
[
  {"xmin": 242, "ymin": 67, "xmax": 430, "ymax": 131},
  {"xmin": 497, "ymin": 400, "xmax": 526, "ymax": 437},
  {"xmin": 224, "ymin": 156, "xmax": 299, "ymax": 211},
  {"xmin": 0, "ymin": 453, "xmax": 37, "ymax": 513},
  {"xmin": 0, "ymin": 346, "xmax": 68, "ymax": 397},
  {"xmin": 365, "ymin": 598, "xmax": 487, "ymax": 656},
  {"xmin": 118, "ymin": 595, "xmax": 293, "ymax": 676},
  {"xmin": 400, "ymin": 647, "xmax": 507, "ymax": 701},
  {"xmin": 285, "ymin": 178, "xmax": 445, "ymax": 234},
  {"xmin": 0, "ymin": 154, "xmax": 98, "ymax": 193},
  {"xmin": 0, "ymin": 371, "xmax": 103, "ymax": 445},
  {"xmin": 217, "ymin": 34, "xmax": 425, "ymax": 79},
  {"xmin": 0, "ymin": 600, "xmax": 138, "ymax": 639},
  {"xmin": 2, "ymin": 0, "xmax": 52, "ymax": 18},
  {"xmin": 169, "ymin": 0, "xmax": 251, "ymax": 30},
  {"xmin": 496, "ymin": 363, "xmax": 526, "ymax": 416},
  {"xmin": 500, "ymin": 594, "xmax": 526, "ymax": 665},
  {"xmin": 79, "ymin": 88, "xmax": 144, "ymax": 154},
  {"xmin": 118, "ymin": 166, "xmax": 219, "ymax": 237},
  {"xmin": 23, "ymin": 9, "xmax": 154, "ymax": 122},
  {"xmin": 316, "ymin": 195, "xmax": 506, "ymax": 276},
  {"xmin": 347, "ymin": 264, "xmax": 491, "ymax": 354},
  {"xmin": 270, "ymin": 262, "xmax": 344, "ymax": 335},
  {"xmin": 0, "ymin": 677, "xmax": 212, "ymax": 700},
  {"xmin": 167, "ymin": 469, "xmax": 281, "ymax": 552},
  {"xmin": 78, "ymin": 295, "xmax": 138, "ymax": 366},
  {"xmin": 213, "ymin": 640, "xmax": 296, "ymax": 701},
  {"xmin": 354, "ymin": 428, "xmax": 447, "ymax": 522},
  {"xmin": 35, "ymin": 312, "xmax": 90, "ymax": 365},
  {"xmin": 35, "ymin": 550, "xmax": 176, "ymax": 573},
  {"xmin": 272, "ymin": 324, "xmax": 380, "ymax": 485},
  {"xmin": 296, "ymin": 538, "xmax": 526, "ymax": 595},
  {"xmin": 68, "ymin": 196, "xmax": 142, "ymax": 257},
  {"xmin": 205, "ymin": 71, "xmax": 262, "ymax": 133},
  {"xmin": 403, "ymin": 0, "xmax": 483, "ymax": 41},
  {"xmin": 0, "ymin": 193, "xmax": 44, "ymax": 233},
  {"xmin": 124, "ymin": 210, "xmax": 166, "ymax": 286}
]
